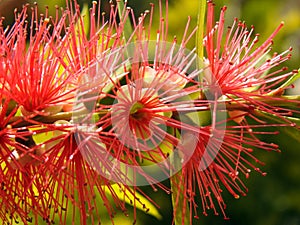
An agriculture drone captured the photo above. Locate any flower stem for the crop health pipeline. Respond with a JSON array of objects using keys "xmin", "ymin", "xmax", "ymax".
[
  {"xmin": 196, "ymin": 0, "xmax": 207, "ymax": 82},
  {"xmin": 8, "ymin": 110, "xmax": 107, "ymax": 128},
  {"xmin": 170, "ymin": 151, "xmax": 190, "ymax": 225},
  {"xmin": 224, "ymin": 95, "xmax": 300, "ymax": 111}
]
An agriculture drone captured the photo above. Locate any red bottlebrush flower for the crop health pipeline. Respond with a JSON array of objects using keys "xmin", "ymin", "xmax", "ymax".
[
  {"xmin": 1, "ymin": 6, "xmax": 71, "ymax": 115},
  {"xmin": 0, "ymin": 1, "xmax": 127, "ymax": 116},
  {"xmin": 170, "ymin": 2, "xmax": 300, "ymax": 224},
  {"xmin": 0, "ymin": 1, "xmax": 154, "ymax": 224},
  {"xmin": 35, "ymin": 126, "xmax": 160, "ymax": 225},
  {"xmin": 203, "ymin": 2, "xmax": 298, "ymax": 122}
]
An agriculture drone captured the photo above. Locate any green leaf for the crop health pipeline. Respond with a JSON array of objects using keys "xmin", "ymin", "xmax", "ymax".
[
  {"xmin": 80, "ymin": 3, "xmax": 90, "ymax": 34},
  {"xmin": 105, "ymin": 184, "xmax": 162, "ymax": 220},
  {"xmin": 117, "ymin": 0, "xmax": 133, "ymax": 42},
  {"xmin": 196, "ymin": 0, "xmax": 206, "ymax": 62},
  {"xmin": 196, "ymin": 0, "xmax": 207, "ymax": 84},
  {"xmin": 29, "ymin": 126, "xmax": 53, "ymax": 144},
  {"xmin": 73, "ymin": 3, "xmax": 90, "ymax": 39},
  {"xmin": 278, "ymin": 69, "xmax": 300, "ymax": 89},
  {"xmin": 254, "ymin": 110, "xmax": 300, "ymax": 143},
  {"xmin": 184, "ymin": 110, "xmax": 211, "ymax": 126},
  {"xmin": 268, "ymin": 69, "xmax": 300, "ymax": 96}
]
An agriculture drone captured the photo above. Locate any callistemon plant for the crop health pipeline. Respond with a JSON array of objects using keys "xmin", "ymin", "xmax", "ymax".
[{"xmin": 0, "ymin": 0, "xmax": 299, "ymax": 224}]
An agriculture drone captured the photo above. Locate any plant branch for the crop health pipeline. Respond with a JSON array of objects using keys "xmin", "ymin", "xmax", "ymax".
[{"xmin": 7, "ymin": 95, "xmax": 300, "ymax": 128}]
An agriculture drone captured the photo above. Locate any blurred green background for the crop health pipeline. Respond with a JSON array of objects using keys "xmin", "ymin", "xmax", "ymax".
[{"xmin": 1, "ymin": 0, "xmax": 300, "ymax": 224}]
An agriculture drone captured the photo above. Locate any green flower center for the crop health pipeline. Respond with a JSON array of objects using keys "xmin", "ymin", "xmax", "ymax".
[{"xmin": 130, "ymin": 101, "xmax": 145, "ymax": 119}]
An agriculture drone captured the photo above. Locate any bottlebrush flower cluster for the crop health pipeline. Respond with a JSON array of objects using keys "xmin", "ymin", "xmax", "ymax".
[{"xmin": 0, "ymin": 0, "xmax": 299, "ymax": 225}]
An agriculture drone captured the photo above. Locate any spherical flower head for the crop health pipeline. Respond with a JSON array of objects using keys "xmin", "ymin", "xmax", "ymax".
[
  {"xmin": 0, "ymin": 0, "xmax": 126, "ymax": 117},
  {"xmin": 203, "ymin": 2, "xmax": 298, "ymax": 123},
  {"xmin": 0, "ymin": 1, "xmax": 156, "ymax": 224},
  {"xmin": 1, "ymin": 8, "xmax": 68, "ymax": 115},
  {"xmin": 169, "ymin": 2, "xmax": 300, "ymax": 223}
]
